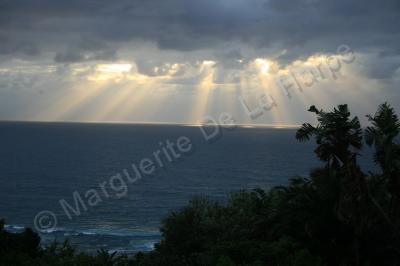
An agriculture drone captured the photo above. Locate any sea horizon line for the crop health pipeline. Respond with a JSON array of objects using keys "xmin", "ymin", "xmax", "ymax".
[{"xmin": 0, "ymin": 119, "xmax": 301, "ymax": 129}]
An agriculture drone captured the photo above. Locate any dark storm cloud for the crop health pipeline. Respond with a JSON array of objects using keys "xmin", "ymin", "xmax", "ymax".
[
  {"xmin": 0, "ymin": 36, "xmax": 39, "ymax": 56},
  {"xmin": 0, "ymin": 0, "xmax": 399, "ymax": 66},
  {"xmin": 54, "ymin": 45, "xmax": 118, "ymax": 63}
]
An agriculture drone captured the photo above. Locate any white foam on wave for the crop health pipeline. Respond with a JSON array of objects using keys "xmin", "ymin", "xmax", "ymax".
[
  {"xmin": 75, "ymin": 228, "xmax": 161, "ymax": 238},
  {"xmin": 108, "ymin": 240, "xmax": 157, "ymax": 254},
  {"xmin": 129, "ymin": 239, "xmax": 158, "ymax": 251},
  {"xmin": 37, "ymin": 227, "xmax": 66, "ymax": 234},
  {"xmin": 80, "ymin": 231, "xmax": 97, "ymax": 236},
  {"xmin": 4, "ymin": 224, "xmax": 25, "ymax": 231},
  {"xmin": 63, "ymin": 231, "xmax": 80, "ymax": 237},
  {"xmin": 39, "ymin": 227, "xmax": 161, "ymax": 238}
]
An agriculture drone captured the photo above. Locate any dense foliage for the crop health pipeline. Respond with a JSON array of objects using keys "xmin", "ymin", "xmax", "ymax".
[{"xmin": 1, "ymin": 103, "xmax": 399, "ymax": 265}]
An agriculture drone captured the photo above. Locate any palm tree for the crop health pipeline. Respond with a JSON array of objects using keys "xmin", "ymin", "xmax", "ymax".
[
  {"xmin": 365, "ymin": 103, "xmax": 400, "ymax": 222},
  {"xmin": 296, "ymin": 104, "xmax": 363, "ymax": 168},
  {"xmin": 296, "ymin": 104, "xmax": 367, "ymax": 265}
]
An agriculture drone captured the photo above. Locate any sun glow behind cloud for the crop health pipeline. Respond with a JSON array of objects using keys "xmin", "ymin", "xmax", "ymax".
[
  {"xmin": 88, "ymin": 63, "xmax": 133, "ymax": 82},
  {"xmin": 6, "ymin": 50, "xmax": 389, "ymax": 125},
  {"xmin": 98, "ymin": 63, "xmax": 132, "ymax": 73},
  {"xmin": 255, "ymin": 58, "xmax": 271, "ymax": 75}
]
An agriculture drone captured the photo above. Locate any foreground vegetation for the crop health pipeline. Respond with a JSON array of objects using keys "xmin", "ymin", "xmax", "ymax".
[{"xmin": 1, "ymin": 103, "xmax": 400, "ymax": 265}]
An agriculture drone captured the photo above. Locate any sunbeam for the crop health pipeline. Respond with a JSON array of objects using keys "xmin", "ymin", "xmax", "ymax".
[{"xmin": 190, "ymin": 61, "xmax": 216, "ymax": 123}]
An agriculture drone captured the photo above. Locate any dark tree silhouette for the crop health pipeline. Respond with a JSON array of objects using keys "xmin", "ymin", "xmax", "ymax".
[
  {"xmin": 366, "ymin": 102, "xmax": 400, "ymax": 223},
  {"xmin": 296, "ymin": 104, "xmax": 369, "ymax": 265}
]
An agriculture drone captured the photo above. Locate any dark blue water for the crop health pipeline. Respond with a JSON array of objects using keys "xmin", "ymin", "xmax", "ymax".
[{"xmin": 0, "ymin": 122, "xmax": 376, "ymax": 253}]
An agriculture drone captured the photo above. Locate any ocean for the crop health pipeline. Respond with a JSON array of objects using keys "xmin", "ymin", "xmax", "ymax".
[{"xmin": 0, "ymin": 122, "xmax": 375, "ymax": 253}]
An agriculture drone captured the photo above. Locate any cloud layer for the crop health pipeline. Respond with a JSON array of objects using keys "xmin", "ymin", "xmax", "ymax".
[{"xmin": 0, "ymin": 0, "xmax": 399, "ymax": 124}]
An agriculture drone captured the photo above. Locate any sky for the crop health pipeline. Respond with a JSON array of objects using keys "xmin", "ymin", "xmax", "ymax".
[{"xmin": 0, "ymin": 0, "xmax": 399, "ymax": 125}]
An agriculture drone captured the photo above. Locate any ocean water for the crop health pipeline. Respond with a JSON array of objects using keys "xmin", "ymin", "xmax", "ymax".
[{"xmin": 0, "ymin": 122, "xmax": 375, "ymax": 253}]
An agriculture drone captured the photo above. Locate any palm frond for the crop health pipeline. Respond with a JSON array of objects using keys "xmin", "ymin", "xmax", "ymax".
[{"xmin": 296, "ymin": 123, "xmax": 316, "ymax": 142}]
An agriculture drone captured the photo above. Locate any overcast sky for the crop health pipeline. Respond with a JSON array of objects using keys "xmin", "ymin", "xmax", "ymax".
[{"xmin": 1, "ymin": 0, "xmax": 399, "ymax": 125}]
